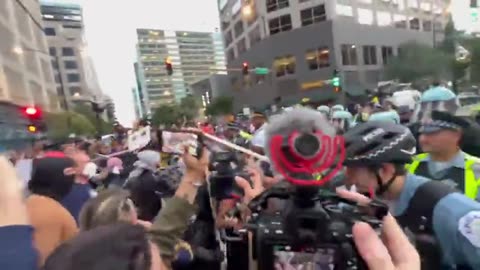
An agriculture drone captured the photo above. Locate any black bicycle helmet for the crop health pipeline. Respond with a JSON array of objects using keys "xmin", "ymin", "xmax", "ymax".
[{"xmin": 343, "ymin": 121, "xmax": 416, "ymax": 166}]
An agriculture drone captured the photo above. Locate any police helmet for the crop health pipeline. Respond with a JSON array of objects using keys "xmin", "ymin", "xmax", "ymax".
[{"xmin": 343, "ymin": 121, "xmax": 416, "ymax": 166}]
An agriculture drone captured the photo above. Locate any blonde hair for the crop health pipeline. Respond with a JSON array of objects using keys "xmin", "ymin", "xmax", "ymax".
[{"xmin": 79, "ymin": 188, "xmax": 136, "ymax": 231}]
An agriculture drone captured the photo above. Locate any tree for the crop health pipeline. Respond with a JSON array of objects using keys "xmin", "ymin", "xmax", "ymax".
[
  {"xmin": 440, "ymin": 15, "xmax": 456, "ymax": 53},
  {"xmin": 385, "ymin": 42, "xmax": 451, "ymax": 83},
  {"xmin": 44, "ymin": 111, "xmax": 96, "ymax": 139},
  {"xmin": 179, "ymin": 95, "xmax": 200, "ymax": 121},
  {"xmin": 461, "ymin": 37, "xmax": 480, "ymax": 84},
  {"xmin": 205, "ymin": 96, "xmax": 234, "ymax": 116},
  {"xmin": 73, "ymin": 103, "xmax": 113, "ymax": 135},
  {"xmin": 151, "ymin": 104, "xmax": 182, "ymax": 127}
]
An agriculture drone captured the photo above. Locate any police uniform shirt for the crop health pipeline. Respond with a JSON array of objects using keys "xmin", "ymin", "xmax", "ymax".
[
  {"xmin": 418, "ymin": 151, "xmax": 480, "ymax": 201},
  {"xmin": 393, "ymin": 174, "xmax": 480, "ymax": 269}
]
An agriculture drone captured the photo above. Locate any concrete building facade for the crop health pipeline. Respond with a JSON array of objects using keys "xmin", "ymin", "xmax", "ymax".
[
  {"xmin": 219, "ymin": 0, "xmax": 450, "ymax": 111},
  {"xmin": 135, "ymin": 29, "xmax": 226, "ymax": 114},
  {"xmin": 40, "ymin": 1, "xmax": 102, "ymax": 110},
  {"xmin": 0, "ymin": 0, "xmax": 57, "ymax": 111}
]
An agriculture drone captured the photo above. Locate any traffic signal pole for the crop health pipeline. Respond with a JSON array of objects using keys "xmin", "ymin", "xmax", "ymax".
[{"xmin": 55, "ymin": 55, "xmax": 72, "ymax": 130}]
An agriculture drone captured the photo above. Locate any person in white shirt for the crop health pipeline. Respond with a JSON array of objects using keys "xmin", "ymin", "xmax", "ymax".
[{"xmin": 250, "ymin": 111, "xmax": 267, "ymax": 154}]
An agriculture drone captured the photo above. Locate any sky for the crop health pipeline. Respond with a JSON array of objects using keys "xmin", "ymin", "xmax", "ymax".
[
  {"xmin": 53, "ymin": 0, "xmax": 220, "ymax": 126},
  {"xmin": 52, "ymin": 0, "xmax": 470, "ymax": 126}
]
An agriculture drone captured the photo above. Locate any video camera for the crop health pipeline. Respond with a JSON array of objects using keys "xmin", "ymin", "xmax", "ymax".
[
  {"xmin": 240, "ymin": 108, "xmax": 389, "ymax": 270},
  {"xmin": 208, "ymin": 151, "xmax": 250, "ymax": 200}
]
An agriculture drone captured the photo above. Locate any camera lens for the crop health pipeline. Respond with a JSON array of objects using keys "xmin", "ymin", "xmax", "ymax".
[{"xmin": 293, "ymin": 133, "xmax": 320, "ymax": 158}]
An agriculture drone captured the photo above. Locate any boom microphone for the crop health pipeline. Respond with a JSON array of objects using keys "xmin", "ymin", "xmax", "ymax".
[{"xmin": 264, "ymin": 107, "xmax": 345, "ymax": 186}]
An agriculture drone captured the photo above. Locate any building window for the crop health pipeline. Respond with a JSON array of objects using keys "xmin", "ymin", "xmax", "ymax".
[
  {"xmin": 266, "ymin": 0, "xmax": 289, "ymax": 13},
  {"xmin": 305, "ymin": 47, "xmax": 330, "ymax": 70},
  {"xmin": 394, "ymin": 14, "xmax": 407, "ymax": 28},
  {"xmin": 269, "ymin": 15, "xmax": 292, "ymax": 35},
  {"xmin": 381, "ymin": 46, "xmax": 393, "ymax": 65},
  {"xmin": 234, "ymin": 21, "xmax": 244, "ymax": 38},
  {"xmin": 55, "ymin": 74, "xmax": 61, "ymax": 83},
  {"xmin": 44, "ymin": 27, "xmax": 56, "ymax": 36},
  {"xmin": 226, "ymin": 48, "xmax": 235, "ymax": 62},
  {"xmin": 62, "ymin": 47, "xmax": 75, "ymax": 56},
  {"xmin": 422, "ymin": 20, "xmax": 432, "ymax": 31},
  {"xmin": 69, "ymin": 86, "xmax": 81, "ymax": 96},
  {"xmin": 300, "ymin": 4, "xmax": 326, "ymax": 26},
  {"xmin": 49, "ymin": 47, "xmax": 56, "ymax": 56},
  {"xmin": 237, "ymin": 38, "xmax": 247, "ymax": 55},
  {"xmin": 358, "ymin": 8, "xmax": 373, "ymax": 25},
  {"xmin": 249, "ymin": 26, "xmax": 262, "ymax": 47},
  {"xmin": 67, "ymin": 73, "xmax": 80, "ymax": 82},
  {"xmin": 362, "ymin": 45, "xmax": 377, "ymax": 65},
  {"xmin": 336, "ymin": 4, "xmax": 353, "ymax": 17},
  {"xmin": 273, "ymin": 55, "xmax": 296, "ymax": 77},
  {"xmin": 410, "ymin": 17, "xmax": 420, "ymax": 30},
  {"xmin": 224, "ymin": 31, "xmax": 233, "ymax": 46},
  {"xmin": 377, "ymin": 12, "xmax": 392, "ymax": 26},
  {"xmin": 341, "ymin": 44, "xmax": 358, "ymax": 66},
  {"xmin": 64, "ymin": 60, "xmax": 78, "ymax": 69}
]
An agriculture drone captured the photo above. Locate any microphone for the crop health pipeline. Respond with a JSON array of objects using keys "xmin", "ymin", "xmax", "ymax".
[{"xmin": 264, "ymin": 107, "xmax": 345, "ymax": 187}]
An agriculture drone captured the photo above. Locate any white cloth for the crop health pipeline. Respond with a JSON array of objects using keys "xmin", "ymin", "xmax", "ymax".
[{"xmin": 251, "ymin": 124, "xmax": 267, "ymax": 148}]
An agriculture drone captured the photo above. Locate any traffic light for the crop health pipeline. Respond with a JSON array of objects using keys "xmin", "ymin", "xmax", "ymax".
[
  {"xmin": 22, "ymin": 106, "xmax": 44, "ymax": 133},
  {"xmin": 332, "ymin": 69, "xmax": 340, "ymax": 87},
  {"xmin": 242, "ymin": 62, "xmax": 249, "ymax": 75},
  {"xmin": 471, "ymin": 0, "xmax": 478, "ymax": 8},
  {"xmin": 23, "ymin": 106, "xmax": 42, "ymax": 119},
  {"xmin": 165, "ymin": 57, "xmax": 173, "ymax": 75},
  {"xmin": 27, "ymin": 125, "xmax": 37, "ymax": 133}
]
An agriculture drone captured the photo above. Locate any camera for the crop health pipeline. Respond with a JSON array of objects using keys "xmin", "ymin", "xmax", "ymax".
[
  {"xmin": 248, "ymin": 116, "xmax": 386, "ymax": 270},
  {"xmin": 208, "ymin": 151, "xmax": 250, "ymax": 200},
  {"xmin": 246, "ymin": 185, "xmax": 388, "ymax": 270}
]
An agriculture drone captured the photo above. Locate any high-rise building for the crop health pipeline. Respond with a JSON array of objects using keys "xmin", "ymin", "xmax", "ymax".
[
  {"xmin": 40, "ymin": 1, "xmax": 102, "ymax": 110},
  {"xmin": 133, "ymin": 62, "xmax": 146, "ymax": 119},
  {"xmin": 0, "ymin": 0, "xmax": 57, "ymax": 111},
  {"xmin": 135, "ymin": 29, "xmax": 226, "ymax": 113},
  {"xmin": 219, "ymin": 0, "xmax": 450, "ymax": 110}
]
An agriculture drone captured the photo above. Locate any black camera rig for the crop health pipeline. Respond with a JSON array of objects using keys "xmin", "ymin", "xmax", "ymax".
[{"xmin": 244, "ymin": 183, "xmax": 389, "ymax": 270}]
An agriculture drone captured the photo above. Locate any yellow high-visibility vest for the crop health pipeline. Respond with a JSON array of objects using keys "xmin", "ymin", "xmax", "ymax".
[
  {"xmin": 406, "ymin": 153, "xmax": 480, "ymax": 199},
  {"xmin": 239, "ymin": 131, "xmax": 253, "ymax": 140}
]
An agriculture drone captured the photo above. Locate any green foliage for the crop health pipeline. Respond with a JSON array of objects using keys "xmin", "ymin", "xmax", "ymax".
[
  {"xmin": 205, "ymin": 96, "xmax": 234, "ymax": 116},
  {"xmin": 462, "ymin": 38, "xmax": 480, "ymax": 84},
  {"xmin": 151, "ymin": 95, "xmax": 201, "ymax": 126},
  {"xmin": 385, "ymin": 42, "xmax": 451, "ymax": 83},
  {"xmin": 151, "ymin": 104, "xmax": 182, "ymax": 126},
  {"xmin": 179, "ymin": 95, "xmax": 201, "ymax": 120},
  {"xmin": 73, "ymin": 103, "xmax": 113, "ymax": 135},
  {"xmin": 440, "ymin": 15, "xmax": 456, "ymax": 53},
  {"xmin": 44, "ymin": 111, "xmax": 96, "ymax": 139}
]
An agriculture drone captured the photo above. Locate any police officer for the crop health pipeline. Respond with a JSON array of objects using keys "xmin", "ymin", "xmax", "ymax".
[
  {"xmin": 343, "ymin": 121, "xmax": 480, "ymax": 269},
  {"xmin": 317, "ymin": 105, "xmax": 330, "ymax": 119},
  {"xmin": 407, "ymin": 110, "xmax": 480, "ymax": 201},
  {"xmin": 331, "ymin": 110, "xmax": 353, "ymax": 134},
  {"xmin": 368, "ymin": 110, "xmax": 401, "ymax": 124}
]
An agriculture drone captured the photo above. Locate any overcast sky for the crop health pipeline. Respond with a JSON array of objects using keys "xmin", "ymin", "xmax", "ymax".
[{"xmin": 54, "ymin": 0, "xmax": 469, "ymax": 126}]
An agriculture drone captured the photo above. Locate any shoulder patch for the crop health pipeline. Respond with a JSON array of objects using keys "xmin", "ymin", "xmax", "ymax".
[{"xmin": 458, "ymin": 211, "xmax": 480, "ymax": 248}]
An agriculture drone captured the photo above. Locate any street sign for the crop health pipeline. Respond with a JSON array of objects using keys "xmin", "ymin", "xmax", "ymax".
[
  {"xmin": 472, "ymin": 9, "xmax": 479, "ymax": 22},
  {"xmin": 254, "ymin": 67, "xmax": 269, "ymax": 75}
]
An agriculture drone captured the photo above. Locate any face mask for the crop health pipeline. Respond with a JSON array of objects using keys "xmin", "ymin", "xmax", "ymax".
[
  {"xmin": 83, "ymin": 162, "xmax": 98, "ymax": 179},
  {"xmin": 112, "ymin": 166, "xmax": 120, "ymax": 174}
]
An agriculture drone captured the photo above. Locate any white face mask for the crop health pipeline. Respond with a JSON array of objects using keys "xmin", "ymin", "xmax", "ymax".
[
  {"xmin": 83, "ymin": 162, "xmax": 98, "ymax": 178},
  {"xmin": 112, "ymin": 166, "xmax": 121, "ymax": 175}
]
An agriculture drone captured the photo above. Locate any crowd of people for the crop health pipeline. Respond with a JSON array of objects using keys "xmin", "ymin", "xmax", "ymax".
[{"xmin": 1, "ymin": 84, "xmax": 480, "ymax": 270}]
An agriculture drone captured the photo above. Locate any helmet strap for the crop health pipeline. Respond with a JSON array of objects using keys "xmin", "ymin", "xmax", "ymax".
[{"xmin": 369, "ymin": 166, "xmax": 398, "ymax": 196}]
